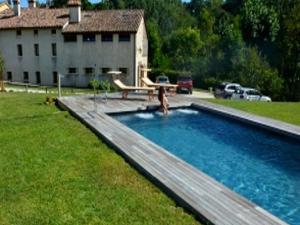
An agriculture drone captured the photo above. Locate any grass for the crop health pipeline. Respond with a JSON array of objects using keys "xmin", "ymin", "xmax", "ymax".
[
  {"xmin": 209, "ymin": 99, "xmax": 300, "ymax": 126},
  {"xmin": 0, "ymin": 93, "xmax": 200, "ymax": 225}
]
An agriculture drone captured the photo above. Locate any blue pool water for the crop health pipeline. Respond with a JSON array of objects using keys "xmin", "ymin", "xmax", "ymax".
[{"xmin": 112, "ymin": 108, "xmax": 300, "ymax": 225}]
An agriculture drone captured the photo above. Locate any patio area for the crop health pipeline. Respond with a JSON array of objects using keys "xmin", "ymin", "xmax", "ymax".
[
  {"xmin": 57, "ymin": 93, "xmax": 297, "ymax": 225},
  {"xmin": 58, "ymin": 92, "xmax": 192, "ymax": 114}
]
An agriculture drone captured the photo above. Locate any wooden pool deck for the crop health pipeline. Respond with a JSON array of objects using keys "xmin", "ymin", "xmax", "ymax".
[{"xmin": 58, "ymin": 93, "xmax": 297, "ymax": 225}]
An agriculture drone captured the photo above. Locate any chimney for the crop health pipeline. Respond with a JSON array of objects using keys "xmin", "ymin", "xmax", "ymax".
[
  {"xmin": 13, "ymin": 0, "xmax": 21, "ymax": 16},
  {"xmin": 68, "ymin": 0, "xmax": 81, "ymax": 23},
  {"xmin": 7, "ymin": 0, "xmax": 13, "ymax": 7},
  {"xmin": 28, "ymin": 0, "xmax": 36, "ymax": 8}
]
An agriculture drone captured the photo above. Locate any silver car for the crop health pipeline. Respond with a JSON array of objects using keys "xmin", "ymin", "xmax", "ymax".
[
  {"xmin": 156, "ymin": 75, "xmax": 170, "ymax": 84},
  {"xmin": 231, "ymin": 88, "xmax": 272, "ymax": 102},
  {"xmin": 214, "ymin": 82, "xmax": 241, "ymax": 99}
]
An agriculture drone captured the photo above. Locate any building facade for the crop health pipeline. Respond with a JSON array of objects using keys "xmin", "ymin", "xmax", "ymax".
[{"xmin": 0, "ymin": 0, "xmax": 148, "ymax": 87}]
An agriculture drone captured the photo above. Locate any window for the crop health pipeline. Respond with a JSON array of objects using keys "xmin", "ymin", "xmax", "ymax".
[
  {"xmin": 34, "ymin": 44, "xmax": 39, "ymax": 56},
  {"xmin": 17, "ymin": 44, "xmax": 22, "ymax": 56},
  {"xmin": 64, "ymin": 34, "xmax": 77, "ymax": 42},
  {"xmin": 217, "ymin": 84, "xmax": 226, "ymax": 90},
  {"xmin": 227, "ymin": 85, "xmax": 237, "ymax": 90},
  {"xmin": 34, "ymin": 29, "xmax": 38, "ymax": 35},
  {"xmin": 36, "ymin": 72, "xmax": 41, "ymax": 84},
  {"xmin": 101, "ymin": 34, "xmax": 113, "ymax": 42},
  {"xmin": 119, "ymin": 33, "xmax": 130, "ymax": 42},
  {"xmin": 68, "ymin": 68, "xmax": 77, "ymax": 74},
  {"xmin": 101, "ymin": 68, "xmax": 111, "ymax": 74},
  {"xmin": 7, "ymin": 72, "xmax": 12, "ymax": 81},
  {"xmin": 83, "ymin": 33, "xmax": 96, "ymax": 42},
  {"xmin": 119, "ymin": 68, "xmax": 128, "ymax": 75},
  {"xmin": 23, "ymin": 72, "xmax": 29, "ymax": 83},
  {"xmin": 236, "ymin": 89, "xmax": 244, "ymax": 94},
  {"xmin": 85, "ymin": 67, "xmax": 94, "ymax": 74},
  {"xmin": 16, "ymin": 30, "xmax": 21, "ymax": 36},
  {"xmin": 247, "ymin": 90, "xmax": 261, "ymax": 96},
  {"xmin": 53, "ymin": 72, "xmax": 58, "ymax": 84},
  {"xmin": 52, "ymin": 43, "xmax": 57, "ymax": 56},
  {"xmin": 51, "ymin": 29, "xmax": 56, "ymax": 34}
]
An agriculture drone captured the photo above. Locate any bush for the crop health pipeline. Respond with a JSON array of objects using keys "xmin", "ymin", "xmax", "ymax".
[
  {"xmin": 202, "ymin": 77, "xmax": 222, "ymax": 90},
  {"xmin": 230, "ymin": 47, "xmax": 283, "ymax": 100},
  {"xmin": 45, "ymin": 96, "xmax": 57, "ymax": 105},
  {"xmin": 88, "ymin": 79, "xmax": 100, "ymax": 90},
  {"xmin": 100, "ymin": 80, "xmax": 111, "ymax": 92},
  {"xmin": 89, "ymin": 79, "xmax": 119, "ymax": 93}
]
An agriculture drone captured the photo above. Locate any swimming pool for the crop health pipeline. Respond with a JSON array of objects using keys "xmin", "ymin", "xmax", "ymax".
[{"xmin": 113, "ymin": 108, "xmax": 300, "ymax": 225}]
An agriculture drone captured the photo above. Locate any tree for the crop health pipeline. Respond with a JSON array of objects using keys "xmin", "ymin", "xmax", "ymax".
[
  {"xmin": 187, "ymin": 0, "xmax": 207, "ymax": 16},
  {"xmin": 51, "ymin": 0, "xmax": 67, "ymax": 8},
  {"xmin": 222, "ymin": 0, "xmax": 243, "ymax": 15},
  {"xmin": 192, "ymin": 9, "xmax": 243, "ymax": 88},
  {"xmin": 123, "ymin": 0, "xmax": 195, "ymax": 36},
  {"xmin": 165, "ymin": 27, "xmax": 203, "ymax": 70},
  {"xmin": 146, "ymin": 20, "xmax": 170, "ymax": 69},
  {"xmin": 188, "ymin": 0, "xmax": 222, "ymax": 12},
  {"xmin": 97, "ymin": 0, "xmax": 125, "ymax": 9},
  {"xmin": 241, "ymin": 0, "xmax": 280, "ymax": 44},
  {"xmin": 52, "ymin": 0, "xmax": 93, "ymax": 9},
  {"xmin": 278, "ymin": 1, "xmax": 300, "ymax": 100},
  {"xmin": 81, "ymin": 0, "xmax": 94, "ymax": 10},
  {"xmin": 231, "ymin": 47, "xmax": 283, "ymax": 99}
]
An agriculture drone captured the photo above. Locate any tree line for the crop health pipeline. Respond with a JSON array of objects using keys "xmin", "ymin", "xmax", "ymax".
[{"xmin": 49, "ymin": 0, "xmax": 299, "ymax": 100}]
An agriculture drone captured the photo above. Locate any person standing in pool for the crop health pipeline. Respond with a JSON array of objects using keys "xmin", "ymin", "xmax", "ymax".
[{"xmin": 158, "ymin": 86, "xmax": 168, "ymax": 115}]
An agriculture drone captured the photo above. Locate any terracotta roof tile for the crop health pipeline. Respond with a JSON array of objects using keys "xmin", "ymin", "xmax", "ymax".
[
  {"xmin": 0, "ymin": 8, "xmax": 69, "ymax": 29},
  {"xmin": 63, "ymin": 10, "xmax": 144, "ymax": 33},
  {"xmin": 0, "ymin": 8, "xmax": 144, "ymax": 32},
  {"xmin": 67, "ymin": 0, "xmax": 81, "ymax": 6},
  {"xmin": 0, "ymin": 8, "xmax": 14, "ymax": 18}
]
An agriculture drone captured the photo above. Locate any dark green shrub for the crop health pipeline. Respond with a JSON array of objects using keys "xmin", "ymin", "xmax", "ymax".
[
  {"xmin": 149, "ymin": 69, "xmax": 191, "ymax": 84},
  {"xmin": 88, "ymin": 79, "xmax": 100, "ymax": 90},
  {"xmin": 100, "ymin": 80, "xmax": 111, "ymax": 92},
  {"xmin": 230, "ymin": 47, "xmax": 283, "ymax": 100},
  {"xmin": 45, "ymin": 96, "xmax": 57, "ymax": 105},
  {"xmin": 202, "ymin": 77, "xmax": 222, "ymax": 90}
]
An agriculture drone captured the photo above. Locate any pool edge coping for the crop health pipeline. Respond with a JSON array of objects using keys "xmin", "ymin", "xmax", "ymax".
[
  {"xmin": 57, "ymin": 96, "xmax": 293, "ymax": 225},
  {"xmin": 191, "ymin": 100, "xmax": 300, "ymax": 141}
]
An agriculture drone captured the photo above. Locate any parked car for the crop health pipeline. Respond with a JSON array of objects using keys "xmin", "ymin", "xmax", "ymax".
[
  {"xmin": 177, "ymin": 76, "xmax": 193, "ymax": 94},
  {"xmin": 156, "ymin": 75, "xmax": 170, "ymax": 84},
  {"xmin": 231, "ymin": 88, "xmax": 272, "ymax": 102},
  {"xmin": 214, "ymin": 82, "xmax": 241, "ymax": 99}
]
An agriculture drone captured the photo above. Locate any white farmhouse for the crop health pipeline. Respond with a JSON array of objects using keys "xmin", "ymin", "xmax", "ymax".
[{"xmin": 0, "ymin": 0, "xmax": 148, "ymax": 87}]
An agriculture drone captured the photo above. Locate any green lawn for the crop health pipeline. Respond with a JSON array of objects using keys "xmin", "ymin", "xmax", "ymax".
[
  {"xmin": 209, "ymin": 99, "xmax": 300, "ymax": 126},
  {"xmin": 0, "ymin": 93, "xmax": 200, "ymax": 225}
]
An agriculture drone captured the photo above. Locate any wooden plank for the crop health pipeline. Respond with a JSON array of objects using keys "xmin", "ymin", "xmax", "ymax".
[{"xmin": 57, "ymin": 95, "xmax": 292, "ymax": 225}]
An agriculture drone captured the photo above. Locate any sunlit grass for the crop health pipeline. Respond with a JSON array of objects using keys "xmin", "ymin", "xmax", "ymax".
[
  {"xmin": 0, "ymin": 93, "xmax": 200, "ymax": 225},
  {"xmin": 209, "ymin": 99, "xmax": 300, "ymax": 126}
]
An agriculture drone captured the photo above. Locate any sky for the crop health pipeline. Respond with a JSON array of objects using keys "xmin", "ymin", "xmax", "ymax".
[{"xmin": 17, "ymin": 0, "xmax": 190, "ymax": 8}]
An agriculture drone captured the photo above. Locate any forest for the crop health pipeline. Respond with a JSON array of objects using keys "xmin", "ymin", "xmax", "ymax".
[{"xmin": 51, "ymin": 0, "xmax": 300, "ymax": 101}]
